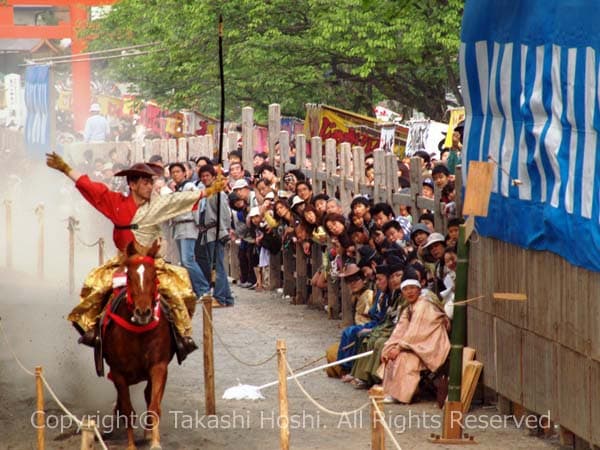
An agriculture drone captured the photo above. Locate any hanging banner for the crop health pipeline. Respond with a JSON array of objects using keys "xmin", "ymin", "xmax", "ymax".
[
  {"xmin": 379, "ymin": 126, "xmax": 395, "ymax": 153},
  {"xmin": 24, "ymin": 65, "xmax": 52, "ymax": 158},
  {"xmin": 460, "ymin": 0, "xmax": 600, "ymax": 272},
  {"xmin": 305, "ymin": 104, "xmax": 408, "ymax": 154},
  {"xmin": 443, "ymin": 108, "xmax": 465, "ymax": 148}
]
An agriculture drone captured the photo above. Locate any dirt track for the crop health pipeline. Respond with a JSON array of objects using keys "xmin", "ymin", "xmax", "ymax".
[{"xmin": 0, "ymin": 269, "xmax": 561, "ymax": 449}]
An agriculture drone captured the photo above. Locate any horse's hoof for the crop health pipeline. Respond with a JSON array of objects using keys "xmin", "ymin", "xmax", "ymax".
[{"xmin": 150, "ymin": 445, "xmax": 162, "ymax": 450}]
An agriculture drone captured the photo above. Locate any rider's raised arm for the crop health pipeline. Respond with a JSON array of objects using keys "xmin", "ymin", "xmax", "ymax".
[{"xmin": 46, "ymin": 151, "xmax": 81, "ymax": 182}]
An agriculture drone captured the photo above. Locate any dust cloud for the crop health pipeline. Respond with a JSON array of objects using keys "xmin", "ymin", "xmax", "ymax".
[{"xmin": 0, "ymin": 152, "xmax": 119, "ymax": 424}]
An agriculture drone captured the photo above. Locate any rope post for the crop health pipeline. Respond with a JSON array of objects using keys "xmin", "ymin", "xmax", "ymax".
[
  {"xmin": 369, "ymin": 386, "xmax": 385, "ymax": 450},
  {"xmin": 67, "ymin": 217, "xmax": 78, "ymax": 294},
  {"xmin": 276, "ymin": 339, "xmax": 290, "ymax": 450},
  {"xmin": 80, "ymin": 418, "xmax": 96, "ymax": 449},
  {"xmin": 202, "ymin": 295, "xmax": 216, "ymax": 415},
  {"xmin": 98, "ymin": 238, "xmax": 105, "ymax": 265},
  {"xmin": 35, "ymin": 366, "xmax": 45, "ymax": 450},
  {"xmin": 35, "ymin": 204, "xmax": 44, "ymax": 279},
  {"xmin": 4, "ymin": 200, "xmax": 12, "ymax": 269}
]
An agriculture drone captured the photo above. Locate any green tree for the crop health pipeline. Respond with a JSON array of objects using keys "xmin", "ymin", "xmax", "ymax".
[{"xmin": 88, "ymin": 0, "xmax": 463, "ymax": 121}]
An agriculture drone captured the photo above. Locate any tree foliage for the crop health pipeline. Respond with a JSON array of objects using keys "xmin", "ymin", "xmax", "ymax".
[{"xmin": 88, "ymin": 0, "xmax": 463, "ymax": 121}]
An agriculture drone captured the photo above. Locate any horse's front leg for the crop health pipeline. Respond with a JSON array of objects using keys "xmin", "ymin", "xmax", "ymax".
[
  {"xmin": 147, "ymin": 364, "xmax": 168, "ymax": 450},
  {"xmin": 111, "ymin": 371, "xmax": 137, "ymax": 450}
]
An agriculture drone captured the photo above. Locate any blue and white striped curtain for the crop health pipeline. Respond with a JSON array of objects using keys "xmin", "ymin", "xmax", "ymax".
[
  {"xmin": 24, "ymin": 65, "xmax": 51, "ymax": 158},
  {"xmin": 460, "ymin": 0, "xmax": 600, "ymax": 271}
]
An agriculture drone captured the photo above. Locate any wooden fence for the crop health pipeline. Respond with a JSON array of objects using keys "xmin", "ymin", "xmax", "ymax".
[{"xmin": 467, "ymin": 237, "xmax": 600, "ymax": 447}]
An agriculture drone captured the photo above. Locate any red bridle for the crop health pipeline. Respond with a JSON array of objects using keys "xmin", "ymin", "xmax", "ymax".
[{"xmin": 104, "ymin": 255, "xmax": 162, "ymax": 334}]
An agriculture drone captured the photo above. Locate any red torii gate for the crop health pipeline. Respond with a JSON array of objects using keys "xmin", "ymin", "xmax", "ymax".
[{"xmin": 0, "ymin": 0, "xmax": 116, "ymax": 131}]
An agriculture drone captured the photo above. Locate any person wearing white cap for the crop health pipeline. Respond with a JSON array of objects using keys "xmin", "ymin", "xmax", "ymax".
[
  {"xmin": 381, "ymin": 269, "xmax": 450, "ymax": 405},
  {"xmin": 232, "ymin": 178, "xmax": 257, "ymax": 208},
  {"xmin": 84, "ymin": 103, "xmax": 110, "ymax": 143}
]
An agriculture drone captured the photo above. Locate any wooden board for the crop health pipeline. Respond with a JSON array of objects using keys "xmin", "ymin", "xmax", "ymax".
[
  {"xmin": 494, "ymin": 318, "xmax": 522, "ymax": 404},
  {"xmin": 522, "ymin": 331, "xmax": 558, "ymax": 418},
  {"xmin": 492, "ymin": 292, "xmax": 527, "ymax": 301},
  {"xmin": 560, "ymin": 263, "xmax": 590, "ymax": 356},
  {"xmin": 590, "ymin": 359, "xmax": 600, "ymax": 446},
  {"xmin": 462, "ymin": 161, "xmax": 494, "ymax": 216},
  {"xmin": 461, "ymin": 361, "xmax": 483, "ymax": 413},
  {"xmin": 557, "ymin": 345, "xmax": 590, "ymax": 442},
  {"xmin": 528, "ymin": 248, "xmax": 560, "ymax": 341},
  {"xmin": 590, "ymin": 270, "xmax": 600, "ymax": 362},
  {"xmin": 466, "ymin": 308, "xmax": 496, "ymax": 390},
  {"xmin": 462, "ymin": 347, "xmax": 476, "ymax": 374}
]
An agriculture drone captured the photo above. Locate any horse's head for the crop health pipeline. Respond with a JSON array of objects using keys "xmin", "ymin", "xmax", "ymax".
[{"xmin": 124, "ymin": 240, "xmax": 160, "ymax": 325}]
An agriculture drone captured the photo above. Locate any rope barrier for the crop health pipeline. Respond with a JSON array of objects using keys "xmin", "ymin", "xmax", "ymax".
[
  {"xmin": 0, "ymin": 319, "xmax": 108, "ymax": 450},
  {"xmin": 0, "ymin": 318, "xmax": 34, "ymax": 376},
  {"xmin": 201, "ymin": 302, "xmax": 278, "ymax": 367},
  {"xmin": 283, "ymin": 355, "xmax": 370, "ymax": 417},
  {"xmin": 75, "ymin": 231, "xmax": 102, "ymax": 248},
  {"xmin": 370, "ymin": 397, "xmax": 403, "ymax": 450}
]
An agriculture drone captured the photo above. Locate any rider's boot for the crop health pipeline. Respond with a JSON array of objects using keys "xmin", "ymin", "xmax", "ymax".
[
  {"xmin": 78, "ymin": 327, "xmax": 100, "ymax": 348},
  {"xmin": 182, "ymin": 336, "xmax": 198, "ymax": 353}
]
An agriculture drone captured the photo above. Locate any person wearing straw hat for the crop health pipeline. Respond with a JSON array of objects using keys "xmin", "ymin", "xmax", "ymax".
[
  {"xmin": 45, "ymin": 152, "xmax": 226, "ymax": 362},
  {"xmin": 381, "ymin": 269, "xmax": 450, "ymax": 404},
  {"xmin": 83, "ymin": 103, "xmax": 110, "ymax": 143},
  {"xmin": 338, "ymin": 264, "xmax": 390, "ymax": 382}
]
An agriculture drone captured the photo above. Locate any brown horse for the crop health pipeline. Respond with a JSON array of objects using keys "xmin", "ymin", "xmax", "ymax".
[{"xmin": 102, "ymin": 240, "xmax": 174, "ymax": 450}]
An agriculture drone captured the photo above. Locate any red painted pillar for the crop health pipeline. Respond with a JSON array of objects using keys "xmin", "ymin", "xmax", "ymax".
[
  {"xmin": 0, "ymin": 5, "xmax": 14, "ymax": 25},
  {"xmin": 70, "ymin": 4, "xmax": 91, "ymax": 132}
]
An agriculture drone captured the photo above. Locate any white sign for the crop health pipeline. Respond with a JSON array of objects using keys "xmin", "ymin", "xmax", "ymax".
[{"xmin": 4, "ymin": 74, "xmax": 23, "ymax": 127}]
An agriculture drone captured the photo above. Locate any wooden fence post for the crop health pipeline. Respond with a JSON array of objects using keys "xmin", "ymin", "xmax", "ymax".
[
  {"xmin": 310, "ymin": 136, "xmax": 323, "ymax": 193},
  {"xmin": 372, "ymin": 150, "xmax": 386, "ymax": 203},
  {"xmin": 295, "ymin": 241, "xmax": 308, "ymax": 305},
  {"xmin": 4, "ymin": 200, "xmax": 12, "ymax": 269},
  {"xmin": 202, "ymin": 295, "xmax": 216, "ymax": 415},
  {"xmin": 309, "ymin": 243, "xmax": 324, "ymax": 308},
  {"xmin": 295, "ymin": 134, "xmax": 306, "ymax": 171},
  {"xmin": 79, "ymin": 419, "xmax": 95, "ymax": 450},
  {"xmin": 35, "ymin": 366, "xmax": 45, "ymax": 450},
  {"xmin": 339, "ymin": 143, "xmax": 352, "ymax": 211},
  {"xmin": 242, "ymin": 107, "xmax": 254, "ymax": 169},
  {"xmin": 369, "ymin": 385, "xmax": 385, "ymax": 450},
  {"xmin": 67, "ymin": 217, "xmax": 78, "ymax": 295},
  {"xmin": 98, "ymin": 238, "xmax": 105, "ymax": 265},
  {"xmin": 268, "ymin": 104, "xmax": 281, "ymax": 165},
  {"xmin": 35, "ymin": 204, "xmax": 44, "ymax": 279},
  {"xmin": 277, "ymin": 339, "xmax": 290, "ymax": 450}
]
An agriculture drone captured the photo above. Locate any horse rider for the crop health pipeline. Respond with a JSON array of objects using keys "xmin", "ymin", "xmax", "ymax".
[{"xmin": 46, "ymin": 152, "xmax": 226, "ymax": 360}]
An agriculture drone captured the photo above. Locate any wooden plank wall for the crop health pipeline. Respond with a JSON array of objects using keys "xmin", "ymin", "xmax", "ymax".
[{"xmin": 467, "ymin": 235, "xmax": 600, "ymax": 446}]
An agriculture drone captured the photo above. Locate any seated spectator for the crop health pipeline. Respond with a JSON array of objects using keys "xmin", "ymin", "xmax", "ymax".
[
  {"xmin": 338, "ymin": 264, "xmax": 374, "ymax": 326},
  {"xmin": 418, "ymin": 213, "xmax": 435, "ymax": 233},
  {"xmin": 338, "ymin": 265, "xmax": 390, "ymax": 380},
  {"xmin": 381, "ymin": 269, "xmax": 450, "ymax": 404},
  {"xmin": 350, "ymin": 260, "xmax": 405, "ymax": 389}
]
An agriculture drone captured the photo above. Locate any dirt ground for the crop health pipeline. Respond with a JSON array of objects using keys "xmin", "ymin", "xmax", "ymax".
[{"xmin": 0, "ymin": 269, "xmax": 561, "ymax": 450}]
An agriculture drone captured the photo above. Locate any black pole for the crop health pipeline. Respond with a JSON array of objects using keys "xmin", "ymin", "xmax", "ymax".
[{"xmin": 211, "ymin": 14, "xmax": 225, "ymax": 288}]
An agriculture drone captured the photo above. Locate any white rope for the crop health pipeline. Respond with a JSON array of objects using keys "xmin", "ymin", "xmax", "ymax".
[
  {"xmin": 40, "ymin": 375, "xmax": 83, "ymax": 428},
  {"xmin": 40, "ymin": 377, "xmax": 109, "ymax": 450},
  {"xmin": 0, "ymin": 319, "xmax": 35, "ymax": 376},
  {"xmin": 371, "ymin": 397, "xmax": 403, "ymax": 450},
  {"xmin": 283, "ymin": 356, "xmax": 370, "ymax": 417},
  {"xmin": 201, "ymin": 302, "xmax": 278, "ymax": 367},
  {"xmin": 0, "ymin": 319, "xmax": 108, "ymax": 449}
]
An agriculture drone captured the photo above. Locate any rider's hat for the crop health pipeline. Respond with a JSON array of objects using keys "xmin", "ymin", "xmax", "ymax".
[{"xmin": 114, "ymin": 162, "xmax": 163, "ymax": 178}]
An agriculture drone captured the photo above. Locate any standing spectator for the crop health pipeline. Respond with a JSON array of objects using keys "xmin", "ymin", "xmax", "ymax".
[
  {"xmin": 169, "ymin": 163, "xmax": 210, "ymax": 298},
  {"xmin": 84, "ymin": 103, "xmax": 110, "ymax": 143},
  {"xmin": 195, "ymin": 165, "xmax": 235, "ymax": 307}
]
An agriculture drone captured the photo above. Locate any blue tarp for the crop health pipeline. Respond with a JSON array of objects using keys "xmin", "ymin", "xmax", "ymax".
[{"xmin": 460, "ymin": 0, "xmax": 600, "ymax": 271}]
